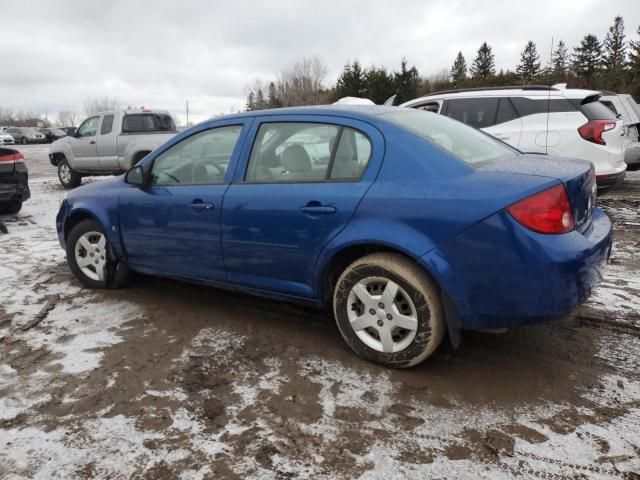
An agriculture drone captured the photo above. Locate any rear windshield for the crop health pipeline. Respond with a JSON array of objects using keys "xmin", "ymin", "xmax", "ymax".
[
  {"xmin": 381, "ymin": 109, "xmax": 517, "ymax": 165},
  {"xmin": 579, "ymin": 100, "xmax": 618, "ymax": 120},
  {"xmin": 122, "ymin": 113, "xmax": 176, "ymax": 133}
]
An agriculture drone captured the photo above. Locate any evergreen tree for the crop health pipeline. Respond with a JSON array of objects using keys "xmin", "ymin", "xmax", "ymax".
[
  {"xmin": 392, "ymin": 58, "xmax": 420, "ymax": 104},
  {"xmin": 335, "ymin": 61, "xmax": 366, "ymax": 99},
  {"xmin": 450, "ymin": 51, "xmax": 467, "ymax": 86},
  {"xmin": 602, "ymin": 16, "xmax": 627, "ymax": 90},
  {"xmin": 629, "ymin": 25, "xmax": 640, "ymax": 97},
  {"xmin": 245, "ymin": 92, "xmax": 255, "ymax": 111},
  {"xmin": 364, "ymin": 66, "xmax": 394, "ymax": 104},
  {"xmin": 255, "ymin": 89, "xmax": 266, "ymax": 110},
  {"xmin": 572, "ymin": 34, "xmax": 603, "ymax": 83},
  {"xmin": 267, "ymin": 82, "xmax": 282, "ymax": 108},
  {"xmin": 516, "ymin": 40, "xmax": 542, "ymax": 84},
  {"xmin": 551, "ymin": 40, "xmax": 570, "ymax": 83},
  {"xmin": 470, "ymin": 42, "xmax": 496, "ymax": 81}
]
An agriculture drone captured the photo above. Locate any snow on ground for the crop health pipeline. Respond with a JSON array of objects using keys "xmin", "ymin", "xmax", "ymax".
[{"xmin": 1, "ymin": 147, "xmax": 640, "ymax": 479}]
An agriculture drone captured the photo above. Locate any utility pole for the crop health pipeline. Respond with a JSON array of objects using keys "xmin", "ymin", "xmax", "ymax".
[{"xmin": 186, "ymin": 100, "xmax": 189, "ymax": 127}]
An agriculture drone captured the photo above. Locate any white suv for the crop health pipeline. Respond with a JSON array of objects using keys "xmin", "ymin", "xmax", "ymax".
[
  {"xmin": 401, "ymin": 85, "xmax": 627, "ymax": 190},
  {"xmin": 600, "ymin": 93, "xmax": 640, "ymax": 166}
]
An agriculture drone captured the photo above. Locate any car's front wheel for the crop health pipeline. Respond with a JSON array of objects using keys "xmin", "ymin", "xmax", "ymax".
[
  {"xmin": 333, "ymin": 253, "xmax": 445, "ymax": 368},
  {"xmin": 66, "ymin": 219, "xmax": 129, "ymax": 289},
  {"xmin": 58, "ymin": 158, "xmax": 82, "ymax": 189}
]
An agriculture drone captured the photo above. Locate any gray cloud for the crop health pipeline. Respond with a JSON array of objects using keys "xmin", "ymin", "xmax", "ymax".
[{"xmin": 1, "ymin": 0, "xmax": 639, "ymax": 124}]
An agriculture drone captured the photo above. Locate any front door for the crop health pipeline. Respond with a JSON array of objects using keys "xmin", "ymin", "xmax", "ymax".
[
  {"xmin": 70, "ymin": 116, "xmax": 100, "ymax": 170},
  {"xmin": 222, "ymin": 117, "xmax": 382, "ymax": 299},
  {"xmin": 118, "ymin": 122, "xmax": 249, "ymax": 282}
]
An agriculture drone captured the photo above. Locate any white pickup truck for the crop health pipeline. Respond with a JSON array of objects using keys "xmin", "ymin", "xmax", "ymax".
[{"xmin": 48, "ymin": 109, "xmax": 178, "ymax": 188}]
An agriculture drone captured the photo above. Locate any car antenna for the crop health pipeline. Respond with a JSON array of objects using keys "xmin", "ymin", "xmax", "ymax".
[{"xmin": 545, "ymin": 37, "xmax": 554, "ymax": 155}]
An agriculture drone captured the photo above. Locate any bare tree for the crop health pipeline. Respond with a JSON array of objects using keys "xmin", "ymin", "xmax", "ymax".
[
  {"xmin": 82, "ymin": 97, "xmax": 121, "ymax": 116},
  {"xmin": 277, "ymin": 56, "xmax": 329, "ymax": 106},
  {"xmin": 56, "ymin": 110, "xmax": 79, "ymax": 127}
]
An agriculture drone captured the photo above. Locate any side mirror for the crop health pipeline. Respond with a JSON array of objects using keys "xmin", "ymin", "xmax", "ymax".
[{"xmin": 125, "ymin": 165, "xmax": 146, "ymax": 187}]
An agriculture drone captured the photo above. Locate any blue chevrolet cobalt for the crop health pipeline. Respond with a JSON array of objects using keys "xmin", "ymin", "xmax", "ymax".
[{"xmin": 56, "ymin": 106, "xmax": 612, "ymax": 367}]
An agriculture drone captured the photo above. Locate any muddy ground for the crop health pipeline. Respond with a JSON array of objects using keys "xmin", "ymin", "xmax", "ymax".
[{"xmin": 1, "ymin": 145, "xmax": 639, "ymax": 479}]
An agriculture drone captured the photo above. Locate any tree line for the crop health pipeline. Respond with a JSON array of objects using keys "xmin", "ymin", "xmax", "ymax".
[{"xmin": 246, "ymin": 15, "xmax": 640, "ymax": 110}]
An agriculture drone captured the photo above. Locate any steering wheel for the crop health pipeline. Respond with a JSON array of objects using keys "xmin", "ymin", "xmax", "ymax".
[{"xmin": 191, "ymin": 158, "xmax": 223, "ymax": 183}]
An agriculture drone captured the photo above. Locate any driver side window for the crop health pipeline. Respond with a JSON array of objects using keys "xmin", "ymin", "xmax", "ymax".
[
  {"xmin": 77, "ymin": 117, "xmax": 100, "ymax": 137},
  {"xmin": 151, "ymin": 125, "xmax": 242, "ymax": 186}
]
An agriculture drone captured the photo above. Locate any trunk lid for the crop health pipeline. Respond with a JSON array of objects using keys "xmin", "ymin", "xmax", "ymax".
[{"xmin": 477, "ymin": 154, "xmax": 596, "ymax": 231}]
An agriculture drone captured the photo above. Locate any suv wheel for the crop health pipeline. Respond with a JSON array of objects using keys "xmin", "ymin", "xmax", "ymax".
[
  {"xmin": 21, "ymin": 137, "xmax": 27, "ymax": 145},
  {"xmin": 333, "ymin": 253, "xmax": 445, "ymax": 368},
  {"xmin": 66, "ymin": 219, "xmax": 129, "ymax": 289},
  {"xmin": 58, "ymin": 158, "xmax": 82, "ymax": 189}
]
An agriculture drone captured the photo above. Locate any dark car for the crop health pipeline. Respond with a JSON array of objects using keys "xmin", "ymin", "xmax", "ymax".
[
  {"xmin": 39, "ymin": 128, "xmax": 67, "ymax": 143},
  {"xmin": 60, "ymin": 127, "xmax": 77, "ymax": 136},
  {"xmin": 57, "ymin": 106, "xmax": 612, "ymax": 368},
  {"xmin": 6, "ymin": 127, "xmax": 47, "ymax": 144},
  {"xmin": 0, "ymin": 148, "xmax": 30, "ymax": 214}
]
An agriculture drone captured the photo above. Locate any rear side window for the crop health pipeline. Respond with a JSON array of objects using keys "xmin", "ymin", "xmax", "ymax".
[
  {"xmin": 579, "ymin": 100, "xmax": 618, "ymax": 120},
  {"xmin": 496, "ymin": 98, "xmax": 519, "ymax": 124},
  {"xmin": 122, "ymin": 114, "xmax": 176, "ymax": 133},
  {"xmin": 443, "ymin": 98, "xmax": 499, "ymax": 129},
  {"xmin": 245, "ymin": 123, "xmax": 372, "ymax": 183},
  {"xmin": 510, "ymin": 97, "xmax": 577, "ymax": 117},
  {"xmin": 100, "ymin": 114, "xmax": 114, "ymax": 135}
]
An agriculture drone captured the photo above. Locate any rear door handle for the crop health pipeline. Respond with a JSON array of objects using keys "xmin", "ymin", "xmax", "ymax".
[
  {"xmin": 300, "ymin": 203, "xmax": 336, "ymax": 215},
  {"xmin": 190, "ymin": 199, "xmax": 214, "ymax": 212},
  {"xmin": 494, "ymin": 134, "xmax": 509, "ymax": 140}
]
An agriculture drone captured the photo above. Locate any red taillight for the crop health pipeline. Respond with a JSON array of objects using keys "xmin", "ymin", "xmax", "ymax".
[
  {"xmin": 0, "ymin": 152, "xmax": 24, "ymax": 163},
  {"xmin": 507, "ymin": 184, "xmax": 575, "ymax": 234},
  {"xmin": 578, "ymin": 119, "xmax": 616, "ymax": 145}
]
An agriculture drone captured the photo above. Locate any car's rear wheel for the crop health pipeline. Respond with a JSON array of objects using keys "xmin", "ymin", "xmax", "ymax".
[
  {"xmin": 0, "ymin": 200, "xmax": 22, "ymax": 215},
  {"xmin": 66, "ymin": 219, "xmax": 129, "ymax": 289},
  {"xmin": 333, "ymin": 253, "xmax": 445, "ymax": 368},
  {"xmin": 58, "ymin": 158, "xmax": 82, "ymax": 189}
]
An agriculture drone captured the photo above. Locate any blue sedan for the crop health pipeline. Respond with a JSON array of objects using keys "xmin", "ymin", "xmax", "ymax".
[{"xmin": 56, "ymin": 106, "xmax": 612, "ymax": 367}]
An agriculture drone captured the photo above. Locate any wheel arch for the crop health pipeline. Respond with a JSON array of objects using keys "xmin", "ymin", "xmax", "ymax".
[
  {"xmin": 318, "ymin": 241, "xmax": 463, "ymax": 348},
  {"xmin": 64, "ymin": 209, "xmax": 102, "ymax": 242}
]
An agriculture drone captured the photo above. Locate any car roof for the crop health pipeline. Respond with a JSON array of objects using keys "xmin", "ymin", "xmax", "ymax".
[
  {"xmin": 206, "ymin": 105, "xmax": 400, "ymax": 123},
  {"xmin": 401, "ymin": 85, "xmax": 602, "ymax": 106}
]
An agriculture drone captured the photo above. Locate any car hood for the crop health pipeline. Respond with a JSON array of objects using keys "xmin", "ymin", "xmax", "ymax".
[{"xmin": 476, "ymin": 154, "xmax": 592, "ymax": 183}]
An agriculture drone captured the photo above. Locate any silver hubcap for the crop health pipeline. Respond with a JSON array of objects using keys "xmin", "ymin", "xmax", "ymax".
[
  {"xmin": 347, "ymin": 277, "xmax": 418, "ymax": 353},
  {"xmin": 74, "ymin": 231, "xmax": 107, "ymax": 282},
  {"xmin": 60, "ymin": 164, "xmax": 71, "ymax": 183}
]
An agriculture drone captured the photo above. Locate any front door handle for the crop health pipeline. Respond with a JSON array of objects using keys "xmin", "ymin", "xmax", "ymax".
[
  {"xmin": 190, "ymin": 199, "xmax": 214, "ymax": 212},
  {"xmin": 89, "ymin": 140, "xmax": 96, "ymax": 144},
  {"xmin": 300, "ymin": 202, "xmax": 336, "ymax": 215},
  {"xmin": 494, "ymin": 134, "xmax": 509, "ymax": 140}
]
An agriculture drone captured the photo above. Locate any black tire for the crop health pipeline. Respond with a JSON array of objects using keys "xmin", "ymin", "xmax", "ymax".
[
  {"xmin": 58, "ymin": 157, "xmax": 82, "ymax": 189},
  {"xmin": 333, "ymin": 253, "xmax": 445, "ymax": 368},
  {"xmin": 0, "ymin": 200, "xmax": 22, "ymax": 215},
  {"xmin": 66, "ymin": 219, "xmax": 130, "ymax": 289},
  {"xmin": 21, "ymin": 137, "xmax": 27, "ymax": 145}
]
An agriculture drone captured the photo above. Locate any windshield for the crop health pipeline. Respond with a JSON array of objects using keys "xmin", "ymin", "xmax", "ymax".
[
  {"xmin": 381, "ymin": 109, "xmax": 517, "ymax": 165},
  {"xmin": 22, "ymin": 128, "xmax": 40, "ymax": 134}
]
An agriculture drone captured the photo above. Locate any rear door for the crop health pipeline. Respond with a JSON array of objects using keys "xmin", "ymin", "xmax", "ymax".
[
  {"xmin": 97, "ymin": 113, "xmax": 118, "ymax": 169},
  {"xmin": 221, "ymin": 115, "xmax": 383, "ymax": 299}
]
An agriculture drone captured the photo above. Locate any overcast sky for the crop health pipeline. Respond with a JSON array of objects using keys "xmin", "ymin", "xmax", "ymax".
[{"xmin": 1, "ymin": 0, "xmax": 639, "ymax": 125}]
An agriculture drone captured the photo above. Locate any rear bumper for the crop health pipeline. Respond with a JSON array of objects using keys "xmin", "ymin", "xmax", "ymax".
[
  {"xmin": 0, "ymin": 181, "xmax": 30, "ymax": 203},
  {"xmin": 596, "ymin": 169, "xmax": 626, "ymax": 190},
  {"xmin": 421, "ymin": 208, "xmax": 612, "ymax": 330}
]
